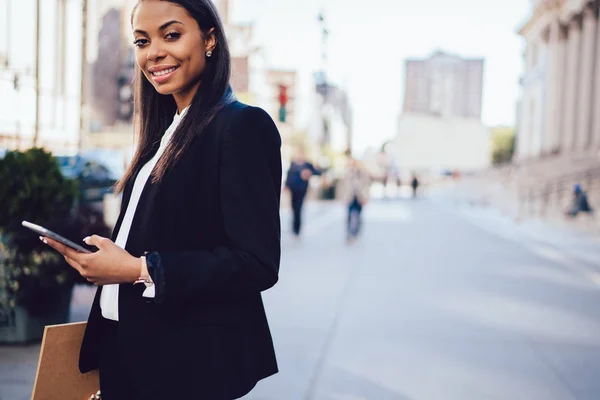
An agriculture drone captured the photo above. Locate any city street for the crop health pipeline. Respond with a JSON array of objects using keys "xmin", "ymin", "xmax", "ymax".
[{"xmin": 2, "ymin": 195, "xmax": 600, "ymax": 399}]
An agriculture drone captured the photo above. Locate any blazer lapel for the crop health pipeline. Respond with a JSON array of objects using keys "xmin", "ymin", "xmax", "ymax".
[{"xmin": 110, "ymin": 167, "xmax": 139, "ymax": 242}]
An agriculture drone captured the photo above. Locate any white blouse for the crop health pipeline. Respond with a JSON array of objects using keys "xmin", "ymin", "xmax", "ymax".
[{"xmin": 100, "ymin": 106, "xmax": 189, "ymax": 321}]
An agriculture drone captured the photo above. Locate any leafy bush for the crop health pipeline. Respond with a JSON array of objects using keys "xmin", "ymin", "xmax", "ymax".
[{"xmin": 0, "ymin": 148, "xmax": 81, "ymax": 315}]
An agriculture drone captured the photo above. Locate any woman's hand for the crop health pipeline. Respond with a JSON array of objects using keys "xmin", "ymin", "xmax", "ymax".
[
  {"xmin": 41, "ymin": 235, "xmax": 141, "ymax": 285},
  {"xmin": 300, "ymin": 168, "xmax": 313, "ymax": 181}
]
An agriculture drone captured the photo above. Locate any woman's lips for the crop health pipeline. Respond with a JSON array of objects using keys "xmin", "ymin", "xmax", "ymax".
[{"xmin": 150, "ymin": 66, "xmax": 179, "ymax": 83}]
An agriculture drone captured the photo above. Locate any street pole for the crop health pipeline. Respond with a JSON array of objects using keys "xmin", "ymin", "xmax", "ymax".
[
  {"xmin": 5, "ymin": 0, "xmax": 22, "ymax": 149},
  {"xmin": 317, "ymin": 11, "xmax": 329, "ymax": 158},
  {"xmin": 79, "ymin": 0, "xmax": 88, "ymax": 152},
  {"xmin": 60, "ymin": 0, "xmax": 67, "ymax": 136},
  {"xmin": 53, "ymin": 0, "xmax": 63, "ymax": 129},
  {"xmin": 33, "ymin": 0, "xmax": 41, "ymax": 148},
  {"xmin": 4, "ymin": 0, "xmax": 10, "ymax": 69}
]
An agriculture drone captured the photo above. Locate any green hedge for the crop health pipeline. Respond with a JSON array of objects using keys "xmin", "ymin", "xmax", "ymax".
[{"xmin": 0, "ymin": 148, "xmax": 79, "ymax": 315}]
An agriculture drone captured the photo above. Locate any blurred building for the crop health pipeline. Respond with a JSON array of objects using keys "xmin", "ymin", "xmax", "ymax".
[
  {"xmin": 217, "ymin": 0, "xmax": 310, "ymax": 166},
  {"xmin": 213, "ymin": 0, "xmax": 256, "ymax": 104},
  {"xmin": 0, "ymin": 0, "xmax": 304, "ymax": 162},
  {"xmin": 392, "ymin": 51, "xmax": 489, "ymax": 176},
  {"xmin": 0, "ymin": 0, "xmax": 85, "ymax": 153},
  {"xmin": 403, "ymin": 51, "xmax": 484, "ymax": 120},
  {"xmin": 86, "ymin": 3, "xmax": 136, "ymax": 154},
  {"xmin": 227, "ymin": 23, "xmax": 255, "ymax": 102},
  {"xmin": 389, "ymin": 113, "xmax": 491, "ymax": 175},
  {"xmin": 308, "ymin": 83, "xmax": 352, "ymax": 156},
  {"xmin": 90, "ymin": 8, "xmax": 128, "ymax": 128},
  {"xmin": 213, "ymin": 0, "xmax": 230, "ymax": 21},
  {"xmin": 517, "ymin": 0, "xmax": 600, "ymax": 159}
]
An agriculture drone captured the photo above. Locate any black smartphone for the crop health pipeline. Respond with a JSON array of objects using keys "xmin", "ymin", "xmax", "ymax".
[{"xmin": 22, "ymin": 221, "xmax": 93, "ymax": 254}]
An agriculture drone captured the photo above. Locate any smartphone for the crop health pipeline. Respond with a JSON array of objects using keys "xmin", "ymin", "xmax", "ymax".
[{"xmin": 22, "ymin": 221, "xmax": 93, "ymax": 254}]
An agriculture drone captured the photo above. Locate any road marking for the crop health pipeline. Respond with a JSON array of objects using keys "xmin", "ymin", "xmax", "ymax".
[
  {"xmin": 303, "ymin": 206, "xmax": 345, "ymax": 237},
  {"xmin": 588, "ymin": 272, "xmax": 600, "ymax": 285},
  {"xmin": 444, "ymin": 201, "xmax": 600, "ymax": 284},
  {"xmin": 280, "ymin": 204, "xmax": 345, "ymax": 240},
  {"xmin": 529, "ymin": 244, "xmax": 573, "ymax": 265},
  {"xmin": 363, "ymin": 202, "xmax": 413, "ymax": 222}
]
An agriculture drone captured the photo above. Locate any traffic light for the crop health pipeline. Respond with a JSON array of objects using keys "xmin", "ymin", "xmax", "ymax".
[
  {"xmin": 278, "ymin": 85, "xmax": 288, "ymax": 123},
  {"xmin": 117, "ymin": 75, "xmax": 133, "ymax": 121}
]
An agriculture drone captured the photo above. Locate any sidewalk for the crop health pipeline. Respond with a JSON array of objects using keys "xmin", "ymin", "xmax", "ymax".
[
  {"xmin": 0, "ymin": 285, "xmax": 95, "ymax": 400},
  {"xmin": 430, "ymin": 186, "xmax": 600, "ymax": 273},
  {"xmin": 0, "ymin": 200, "xmax": 337, "ymax": 400}
]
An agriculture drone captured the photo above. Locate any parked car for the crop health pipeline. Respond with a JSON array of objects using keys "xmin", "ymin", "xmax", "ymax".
[{"xmin": 55, "ymin": 152, "xmax": 123, "ymax": 204}]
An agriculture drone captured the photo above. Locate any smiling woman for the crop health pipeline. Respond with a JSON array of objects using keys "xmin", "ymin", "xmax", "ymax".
[
  {"xmin": 121, "ymin": 0, "xmax": 234, "ymax": 189},
  {"xmin": 40, "ymin": 0, "xmax": 283, "ymax": 399},
  {"xmin": 132, "ymin": 5, "xmax": 212, "ymax": 103}
]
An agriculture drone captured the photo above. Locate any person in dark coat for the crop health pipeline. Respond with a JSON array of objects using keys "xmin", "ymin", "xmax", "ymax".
[
  {"xmin": 411, "ymin": 174, "xmax": 420, "ymax": 199},
  {"xmin": 566, "ymin": 183, "xmax": 593, "ymax": 217},
  {"xmin": 285, "ymin": 147, "xmax": 321, "ymax": 237},
  {"xmin": 39, "ymin": 1, "xmax": 281, "ymax": 398}
]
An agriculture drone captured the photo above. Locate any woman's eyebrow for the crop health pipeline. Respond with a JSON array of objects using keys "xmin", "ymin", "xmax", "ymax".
[{"xmin": 134, "ymin": 20, "xmax": 184, "ymax": 35}]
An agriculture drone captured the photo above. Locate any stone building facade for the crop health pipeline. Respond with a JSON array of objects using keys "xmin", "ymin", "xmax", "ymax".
[{"xmin": 517, "ymin": 0, "xmax": 600, "ymax": 159}]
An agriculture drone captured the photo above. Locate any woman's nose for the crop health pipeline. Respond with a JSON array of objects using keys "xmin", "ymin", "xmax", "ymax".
[{"xmin": 147, "ymin": 42, "xmax": 166, "ymax": 62}]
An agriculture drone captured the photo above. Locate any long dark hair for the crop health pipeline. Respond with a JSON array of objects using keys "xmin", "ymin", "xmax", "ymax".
[{"xmin": 116, "ymin": 0, "xmax": 234, "ymax": 193}]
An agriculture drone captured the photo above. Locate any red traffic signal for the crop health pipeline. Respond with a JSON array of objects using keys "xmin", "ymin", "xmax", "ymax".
[{"xmin": 278, "ymin": 85, "xmax": 288, "ymax": 107}]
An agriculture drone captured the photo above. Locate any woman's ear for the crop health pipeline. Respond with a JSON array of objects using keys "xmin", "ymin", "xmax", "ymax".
[{"xmin": 205, "ymin": 27, "xmax": 217, "ymax": 52}]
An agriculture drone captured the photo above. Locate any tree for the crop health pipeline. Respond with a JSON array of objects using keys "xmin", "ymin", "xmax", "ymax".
[{"xmin": 491, "ymin": 127, "xmax": 516, "ymax": 165}]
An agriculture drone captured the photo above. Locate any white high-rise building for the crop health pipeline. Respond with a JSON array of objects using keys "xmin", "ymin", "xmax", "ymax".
[{"xmin": 403, "ymin": 51, "xmax": 484, "ymax": 120}]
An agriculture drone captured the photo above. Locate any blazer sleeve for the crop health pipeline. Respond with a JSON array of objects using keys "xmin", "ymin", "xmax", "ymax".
[
  {"xmin": 145, "ymin": 106, "xmax": 282, "ymax": 305},
  {"xmin": 284, "ymin": 162, "xmax": 293, "ymax": 188},
  {"xmin": 309, "ymin": 163, "xmax": 322, "ymax": 176}
]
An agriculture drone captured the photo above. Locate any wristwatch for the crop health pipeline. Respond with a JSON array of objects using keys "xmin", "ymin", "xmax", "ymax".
[{"xmin": 134, "ymin": 255, "xmax": 153, "ymax": 285}]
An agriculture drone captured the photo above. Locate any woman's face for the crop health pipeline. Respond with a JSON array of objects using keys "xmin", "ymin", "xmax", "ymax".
[{"xmin": 132, "ymin": 1, "xmax": 215, "ymax": 101}]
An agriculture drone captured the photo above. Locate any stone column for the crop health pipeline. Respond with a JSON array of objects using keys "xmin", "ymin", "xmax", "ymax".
[
  {"xmin": 543, "ymin": 19, "xmax": 566, "ymax": 154},
  {"xmin": 561, "ymin": 16, "xmax": 582, "ymax": 153},
  {"xmin": 575, "ymin": 5, "xmax": 597, "ymax": 151},
  {"xmin": 516, "ymin": 94, "xmax": 531, "ymax": 160},
  {"xmin": 555, "ymin": 24, "xmax": 568, "ymax": 152},
  {"xmin": 591, "ymin": 4, "xmax": 600, "ymax": 150}
]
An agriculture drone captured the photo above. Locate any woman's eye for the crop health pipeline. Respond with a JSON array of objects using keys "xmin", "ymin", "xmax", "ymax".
[
  {"xmin": 165, "ymin": 32, "xmax": 181, "ymax": 40},
  {"xmin": 133, "ymin": 39, "xmax": 148, "ymax": 47}
]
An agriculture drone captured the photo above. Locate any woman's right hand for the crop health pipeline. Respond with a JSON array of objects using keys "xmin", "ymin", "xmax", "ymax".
[{"xmin": 300, "ymin": 168, "xmax": 313, "ymax": 181}]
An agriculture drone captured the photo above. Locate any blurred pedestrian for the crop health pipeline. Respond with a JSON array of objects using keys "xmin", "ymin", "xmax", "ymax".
[
  {"xmin": 40, "ymin": 1, "xmax": 281, "ymax": 398},
  {"xmin": 343, "ymin": 156, "xmax": 371, "ymax": 243},
  {"xmin": 565, "ymin": 183, "xmax": 593, "ymax": 218},
  {"xmin": 377, "ymin": 150, "xmax": 390, "ymax": 198},
  {"xmin": 411, "ymin": 174, "xmax": 420, "ymax": 199},
  {"xmin": 388, "ymin": 159, "xmax": 401, "ymax": 197},
  {"xmin": 285, "ymin": 146, "xmax": 321, "ymax": 238}
]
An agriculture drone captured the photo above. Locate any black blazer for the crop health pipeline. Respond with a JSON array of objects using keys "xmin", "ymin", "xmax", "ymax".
[{"xmin": 79, "ymin": 100, "xmax": 282, "ymax": 399}]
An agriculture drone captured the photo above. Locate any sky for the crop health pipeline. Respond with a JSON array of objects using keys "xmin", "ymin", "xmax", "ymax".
[{"xmin": 230, "ymin": 0, "xmax": 531, "ymax": 153}]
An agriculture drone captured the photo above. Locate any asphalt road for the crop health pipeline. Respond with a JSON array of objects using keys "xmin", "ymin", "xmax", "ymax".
[{"xmin": 249, "ymin": 197, "xmax": 600, "ymax": 400}]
